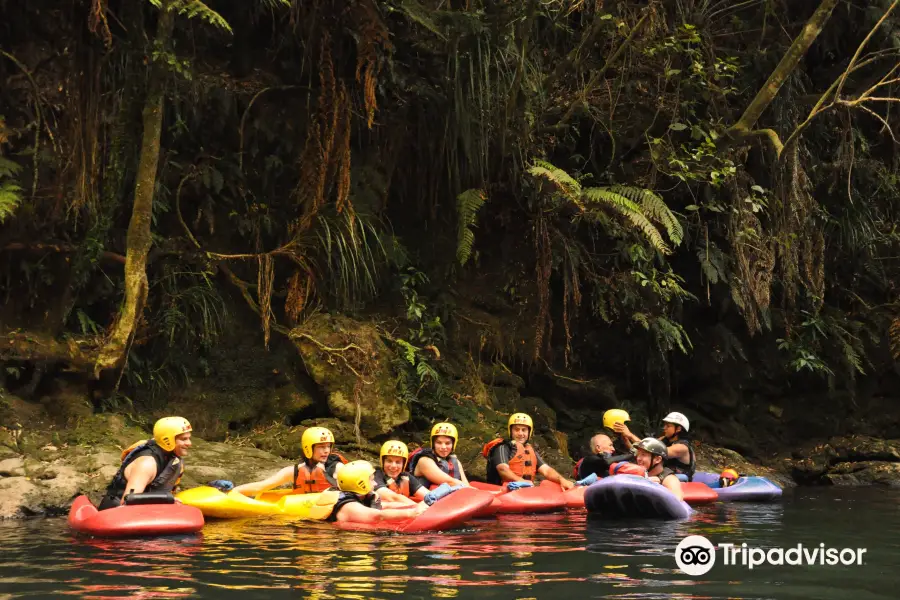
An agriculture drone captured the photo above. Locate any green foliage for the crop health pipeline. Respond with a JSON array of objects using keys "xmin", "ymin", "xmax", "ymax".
[
  {"xmin": 528, "ymin": 160, "xmax": 682, "ymax": 254},
  {"xmin": 150, "ymin": 0, "xmax": 232, "ymax": 32},
  {"xmin": 313, "ymin": 210, "xmax": 389, "ymax": 310},
  {"xmin": 399, "ymin": 266, "xmax": 445, "ymax": 346},
  {"xmin": 456, "ymin": 188, "xmax": 486, "ymax": 266},
  {"xmin": 0, "ymin": 156, "xmax": 23, "ymax": 224}
]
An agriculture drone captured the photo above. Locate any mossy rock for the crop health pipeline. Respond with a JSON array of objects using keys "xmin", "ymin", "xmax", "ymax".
[
  {"xmin": 163, "ymin": 382, "xmax": 316, "ymax": 441},
  {"xmin": 293, "ymin": 313, "xmax": 409, "ymax": 437}
]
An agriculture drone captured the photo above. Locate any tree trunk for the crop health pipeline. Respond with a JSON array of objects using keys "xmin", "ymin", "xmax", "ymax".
[
  {"xmin": 93, "ymin": 3, "xmax": 175, "ymax": 376},
  {"xmin": 724, "ymin": 0, "xmax": 838, "ymax": 148}
]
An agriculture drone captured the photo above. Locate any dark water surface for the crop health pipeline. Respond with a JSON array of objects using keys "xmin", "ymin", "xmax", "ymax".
[{"xmin": 1, "ymin": 487, "xmax": 897, "ymax": 599}]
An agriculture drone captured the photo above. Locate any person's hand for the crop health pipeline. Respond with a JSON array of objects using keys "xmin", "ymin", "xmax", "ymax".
[
  {"xmin": 413, "ymin": 502, "xmax": 429, "ymax": 516},
  {"xmin": 559, "ymin": 478, "xmax": 575, "ymax": 491},
  {"xmin": 613, "ymin": 422, "xmax": 632, "ymax": 438}
]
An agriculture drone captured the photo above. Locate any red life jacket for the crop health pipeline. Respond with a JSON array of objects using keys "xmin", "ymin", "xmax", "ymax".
[
  {"xmin": 609, "ymin": 462, "xmax": 648, "ymax": 477},
  {"xmin": 572, "ymin": 457, "xmax": 584, "ymax": 479}
]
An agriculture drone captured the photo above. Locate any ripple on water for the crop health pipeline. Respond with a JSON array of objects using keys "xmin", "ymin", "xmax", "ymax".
[{"xmin": 0, "ymin": 488, "xmax": 898, "ymax": 599}]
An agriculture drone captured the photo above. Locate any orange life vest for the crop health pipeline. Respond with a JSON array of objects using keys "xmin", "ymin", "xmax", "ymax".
[
  {"xmin": 387, "ymin": 475, "xmax": 411, "ymax": 498},
  {"xmin": 292, "ymin": 453, "xmax": 347, "ymax": 493},
  {"xmin": 483, "ymin": 438, "xmax": 537, "ymax": 481}
]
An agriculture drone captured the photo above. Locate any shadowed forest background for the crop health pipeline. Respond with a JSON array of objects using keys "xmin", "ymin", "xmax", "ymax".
[{"xmin": 2, "ymin": 0, "xmax": 900, "ymax": 474}]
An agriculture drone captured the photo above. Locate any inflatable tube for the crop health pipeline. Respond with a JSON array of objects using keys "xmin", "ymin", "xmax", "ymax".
[
  {"xmin": 177, "ymin": 486, "xmax": 493, "ymax": 531},
  {"xmin": 538, "ymin": 479, "xmax": 714, "ymax": 508},
  {"xmin": 176, "ymin": 486, "xmax": 282, "ymax": 518},
  {"xmin": 688, "ymin": 472, "xmax": 783, "ymax": 502},
  {"xmin": 681, "ymin": 482, "xmax": 719, "ymax": 505},
  {"xmin": 332, "ymin": 487, "xmax": 495, "ymax": 532},
  {"xmin": 68, "ymin": 495, "xmax": 204, "ymax": 537},
  {"xmin": 469, "ymin": 481, "xmax": 565, "ymax": 514},
  {"xmin": 535, "ymin": 480, "xmax": 586, "ymax": 509},
  {"xmin": 584, "ymin": 475, "xmax": 692, "ymax": 520}
]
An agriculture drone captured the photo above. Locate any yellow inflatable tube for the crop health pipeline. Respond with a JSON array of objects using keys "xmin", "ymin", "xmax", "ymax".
[{"xmin": 176, "ymin": 486, "xmax": 338, "ymax": 520}]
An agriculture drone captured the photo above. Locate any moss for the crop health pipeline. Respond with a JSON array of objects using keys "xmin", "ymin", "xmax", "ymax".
[{"xmin": 293, "ymin": 313, "xmax": 409, "ymax": 436}]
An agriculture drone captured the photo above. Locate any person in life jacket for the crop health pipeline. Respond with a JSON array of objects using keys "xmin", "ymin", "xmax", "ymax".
[
  {"xmin": 610, "ymin": 410, "xmax": 696, "ymax": 482},
  {"xmin": 408, "ymin": 422, "xmax": 470, "ymax": 488},
  {"xmin": 326, "ymin": 460, "xmax": 428, "ymax": 523},
  {"xmin": 98, "ymin": 416, "xmax": 192, "ymax": 510},
  {"xmin": 484, "ymin": 413, "xmax": 575, "ymax": 490},
  {"xmin": 658, "ymin": 412, "xmax": 695, "ymax": 481},
  {"xmin": 373, "ymin": 440, "xmax": 427, "ymax": 504},
  {"xmin": 603, "ymin": 409, "xmax": 638, "ymax": 454},
  {"xmin": 633, "ymin": 437, "xmax": 684, "ymax": 500},
  {"xmin": 233, "ymin": 426, "xmax": 348, "ymax": 496},
  {"xmin": 573, "ymin": 433, "xmax": 636, "ymax": 480}
]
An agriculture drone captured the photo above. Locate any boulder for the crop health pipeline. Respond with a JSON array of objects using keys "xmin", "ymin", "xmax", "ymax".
[
  {"xmin": 478, "ymin": 363, "xmax": 525, "ymax": 389},
  {"xmin": 163, "ymin": 382, "xmax": 315, "ymax": 441},
  {"xmin": 782, "ymin": 435, "xmax": 900, "ymax": 485},
  {"xmin": 823, "ymin": 461, "xmax": 900, "ymax": 486},
  {"xmin": 293, "ymin": 313, "xmax": 409, "ymax": 437}
]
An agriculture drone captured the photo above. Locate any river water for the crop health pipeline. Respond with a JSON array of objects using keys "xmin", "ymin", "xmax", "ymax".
[{"xmin": 0, "ymin": 487, "xmax": 897, "ymax": 599}]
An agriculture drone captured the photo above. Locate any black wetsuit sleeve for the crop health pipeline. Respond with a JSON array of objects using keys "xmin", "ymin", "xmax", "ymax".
[
  {"xmin": 577, "ymin": 455, "xmax": 611, "ymax": 479},
  {"xmin": 532, "ymin": 450, "xmax": 545, "ymax": 470},
  {"xmin": 373, "ymin": 470, "xmax": 388, "ymax": 490},
  {"xmin": 493, "ymin": 443, "xmax": 512, "ymax": 465},
  {"xmin": 406, "ymin": 474, "xmax": 424, "ymax": 495}
]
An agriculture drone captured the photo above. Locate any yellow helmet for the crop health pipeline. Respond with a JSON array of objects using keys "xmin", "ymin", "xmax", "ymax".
[
  {"xmin": 603, "ymin": 409, "xmax": 631, "ymax": 430},
  {"xmin": 153, "ymin": 417, "xmax": 192, "ymax": 452},
  {"xmin": 507, "ymin": 413, "xmax": 533, "ymax": 440},
  {"xmin": 379, "ymin": 440, "xmax": 410, "ymax": 470},
  {"xmin": 337, "ymin": 460, "xmax": 375, "ymax": 495},
  {"xmin": 301, "ymin": 426, "xmax": 335, "ymax": 460},
  {"xmin": 430, "ymin": 422, "xmax": 458, "ymax": 452}
]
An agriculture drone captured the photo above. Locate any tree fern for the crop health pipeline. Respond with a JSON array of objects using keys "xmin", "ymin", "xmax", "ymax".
[
  {"xmin": 0, "ymin": 157, "xmax": 23, "ymax": 224},
  {"xmin": 582, "ymin": 187, "xmax": 671, "ymax": 254},
  {"xmin": 456, "ymin": 188, "xmax": 486, "ymax": 266}
]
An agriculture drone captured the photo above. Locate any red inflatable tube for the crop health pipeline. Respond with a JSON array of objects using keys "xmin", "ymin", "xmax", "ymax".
[
  {"xmin": 332, "ymin": 487, "xmax": 494, "ymax": 532},
  {"xmin": 681, "ymin": 482, "xmax": 719, "ymax": 504},
  {"xmin": 468, "ymin": 481, "xmax": 565, "ymax": 514},
  {"xmin": 68, "ymin": 495, "xmax": 204, "ymax": 538}
]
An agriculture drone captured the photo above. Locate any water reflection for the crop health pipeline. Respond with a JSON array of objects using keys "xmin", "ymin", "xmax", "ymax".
[{"xmin": 0, "ymin": 488, "xmax": 897, "ymax": 599}]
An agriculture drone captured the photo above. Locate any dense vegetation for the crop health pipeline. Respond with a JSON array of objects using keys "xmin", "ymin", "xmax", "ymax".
[{"xmin": 2, "ymin": 0, "xmax": 900, "ymax": 436}]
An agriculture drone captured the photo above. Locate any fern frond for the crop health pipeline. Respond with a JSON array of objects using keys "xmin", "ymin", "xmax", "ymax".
[
  {"xmin": 0, "ymin": 157, "xmax": 22, "ymax": 179},
  {"xmin": 456, "ymin": 188, "xmax": 486, "ymax": 266},
  {"xmin": 167, "ymin": 1, "xmax": 232, "ymax": 32},
  {"xmin": 397, "ymin": 0, "xmax": 448, "ymax": 40},
  {"xmin": 610, "ymin": 185, "xmax": 683, "ymax": 246},
  {"xmin": 583, "ymin": 187, "xmax": 671, "ymax": 254},
  {"xmin": 0, "ymin": 157, "xmax": 23, "ymax": 224},
  {"xmin": 528, "ymin": 160, "xmax": 582, "ymax": 202},
  {"xmin": 0, "ymin": 181, "xmax": 23, "ymax": 224}
]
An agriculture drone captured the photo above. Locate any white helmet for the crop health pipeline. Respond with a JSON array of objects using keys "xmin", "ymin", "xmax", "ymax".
[{"xmin": 662, "ymin": 411, "xmax": 690, "ymax": 432}]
